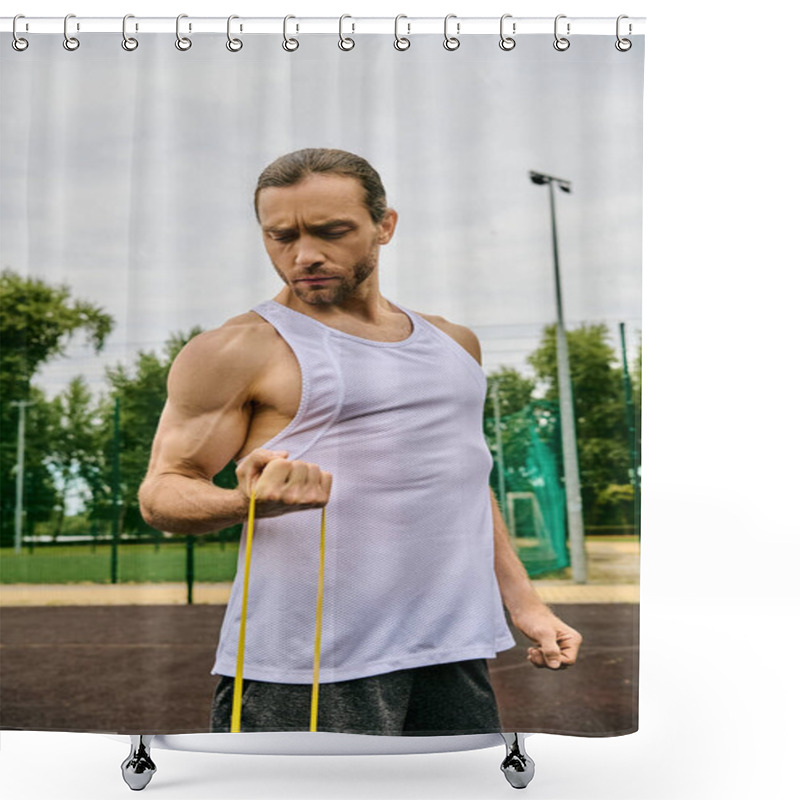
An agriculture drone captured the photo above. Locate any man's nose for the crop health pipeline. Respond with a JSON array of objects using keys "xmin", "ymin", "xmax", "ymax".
[{"xmin": 293, "ymin": 234, "xmax": 325, "ymax": 267}]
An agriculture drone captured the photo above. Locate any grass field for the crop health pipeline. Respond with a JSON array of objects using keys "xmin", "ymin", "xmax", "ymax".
[
  {"xmin": 0, "ymin": 542, "xmax": 239, "ymax": 584},
  {"xmin": 0, "ymin": 535, "xmax": 637, "ymax": 585}
]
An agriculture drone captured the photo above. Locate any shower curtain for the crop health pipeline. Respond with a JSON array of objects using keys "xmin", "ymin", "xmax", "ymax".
[{"xmin": 0, "ymin": 20, "xmax": 643, "ymax": 740}]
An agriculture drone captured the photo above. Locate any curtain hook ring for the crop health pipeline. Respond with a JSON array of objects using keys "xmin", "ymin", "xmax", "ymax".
[
  {"xmin": 226, "ymin": 15, "xmax": 243, "ymax": 51},
  {"xmin": 175, "ymin": 14, "xmax": 192, "ymax": 51},
  {"xmin": 499, "ymin": 13, "xmax": 516, "ymax": 51},
  {"xmin": 338, "ymin": 14, "xmax": 355, "ymax": 51},
  {"xmin": 615, "ymin": 15, "xmax": 632, "ymax": 51},
  {"xmin": 63, "ymin": 13, "xmax": 80, "ymax": 51},
  {"xmin": 283, "ymin": 15, "xmax": 299, "ymax": 51},
  {"xmin": 122, "ymin": 14, "xmax": 139, "ymax": 51},
  {"xmin": 394, "ymin": 14, "xmax": 410, "ymax": 51},
  {"xmin": 443, "ymin": 14, "xmax": 460, "ymax": 51},
  {"xmin": 553, "ymin": 14, "xmax": 570, "ymax": 51},
  {"xmin": 12, "ymin": 15, "xmax": 29, "ymax": 51}
]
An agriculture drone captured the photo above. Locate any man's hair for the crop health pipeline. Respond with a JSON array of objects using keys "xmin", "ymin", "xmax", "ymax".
[{"xmin": 254, "ymin": 148, "xmax": 388, "ymax": 224}]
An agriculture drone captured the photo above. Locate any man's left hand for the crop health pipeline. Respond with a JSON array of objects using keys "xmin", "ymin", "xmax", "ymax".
[{"xmin": 513, "ymin": 607, "xmax": 583, "ymax": 670}]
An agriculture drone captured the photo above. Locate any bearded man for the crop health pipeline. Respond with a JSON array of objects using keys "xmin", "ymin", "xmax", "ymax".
[{"xmin": 139, "ymin": 148, "xmax": 581, "ymax": 735}]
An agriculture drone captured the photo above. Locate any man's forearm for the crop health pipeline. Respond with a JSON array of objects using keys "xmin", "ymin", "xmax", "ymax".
[
  {"xmin": 491, "ymin": 490, "xmax": 551, "ymax": 622},
  {"xmin": 139, "ymin": 473, "xmax": 249, "ymax": 535},
  {"xmin": 491, "ymin": 489, "xmax": 583, "ymax": 669}
]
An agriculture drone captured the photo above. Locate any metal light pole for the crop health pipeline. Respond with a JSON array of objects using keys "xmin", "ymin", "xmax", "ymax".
[
  {"xmin": 10, "ymin": 400, "xmax": 31, "ymax": 553},
  {"xmin": 529, "ymin": 170, "xmax": 587, "ymax": 583}
]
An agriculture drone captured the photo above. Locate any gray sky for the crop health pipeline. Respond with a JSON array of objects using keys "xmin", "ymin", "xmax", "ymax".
[{"xmin": 1, "ymin": 32, "xmax": 643, "ymax": 393}]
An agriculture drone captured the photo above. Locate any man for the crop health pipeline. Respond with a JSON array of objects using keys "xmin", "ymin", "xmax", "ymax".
[{"xmin": 139, "ymin": 148, "xmax": 581, "ymax": 736}]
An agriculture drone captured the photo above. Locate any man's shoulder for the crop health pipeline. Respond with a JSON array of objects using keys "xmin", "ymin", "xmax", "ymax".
[
  {"xmin": 415, "ymin": 311, "xmax": 481, "ymax": 364},
  {"xmin": 194, "ymin": 310, "xmax": 279, "ymax": 348},
  {"xmin": 169, "ymin": 311, "xmax": 280, "ymax": 385}
]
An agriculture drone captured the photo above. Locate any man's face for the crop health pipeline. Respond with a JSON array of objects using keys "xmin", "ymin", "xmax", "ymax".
[{"xmin": 256, "ymin": 173, "xmax": 396, "ymax": 306}]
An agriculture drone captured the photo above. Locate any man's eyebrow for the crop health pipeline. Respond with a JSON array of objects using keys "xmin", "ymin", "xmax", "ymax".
[
  {"xmin": 262, "ymin": 220, "xmax": 356, "ymax": 233},
  {"xmin": 309, "ymin": 220, "xmax": 357, "ymax": 231}
]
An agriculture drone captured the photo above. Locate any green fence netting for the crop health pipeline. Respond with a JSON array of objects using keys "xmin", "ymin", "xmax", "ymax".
[{"xmin": 487, "ymin": 406, "xmax": 569, "ymax": 577}]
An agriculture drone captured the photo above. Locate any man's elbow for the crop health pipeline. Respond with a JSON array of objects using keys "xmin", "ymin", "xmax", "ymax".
[{"xmin": 138, "ymin": 476, "xmax": 161, "ymax": 529}]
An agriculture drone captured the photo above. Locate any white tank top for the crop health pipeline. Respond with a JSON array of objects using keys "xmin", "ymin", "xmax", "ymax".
[{"xmin": 212, "ymin": 300, "xmax": 515, "ymax": 684}]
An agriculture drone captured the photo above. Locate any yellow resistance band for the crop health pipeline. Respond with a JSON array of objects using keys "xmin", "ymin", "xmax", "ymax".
[
  {"xmin": 230, "ymin": 492, "xmax": 257, "ymax": 734},
  {"xmin": 309, "ymin": 506, "xmax": 326, "ymax": 732},
  {"xmin": 230, "ymin": 495, "xmax": 327, "ymax": 734}
]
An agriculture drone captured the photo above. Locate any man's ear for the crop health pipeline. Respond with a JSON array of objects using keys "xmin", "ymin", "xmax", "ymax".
[{"xmin": 377, "ymin": 209, "xmax": 398, "ymax": 245}]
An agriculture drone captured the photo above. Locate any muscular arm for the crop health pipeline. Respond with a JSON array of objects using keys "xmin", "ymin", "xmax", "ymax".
[
  {"xmin": 139, "ymin": 322, "xmax": 330, "ymax": 535},
  {"xmin": 492, "ymin": 491, "xmax": 550, "ymax": 621},
  {"xmin": 138, "ymin": 326, "xmax": 259, "ymax": 534},
  {"xmin": 491, "ymin": 491, "xmax": 582, "ymax": 668}
]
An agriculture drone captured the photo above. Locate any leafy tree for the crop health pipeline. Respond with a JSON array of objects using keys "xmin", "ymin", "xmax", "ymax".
[
  {"xmin": 46, "ymin": 376, "xmax": 107, "ymax": 539},
  {"xmin": 595, "ymin": 484, "xmax": 635, "ymax": 525},
  {"xmin": 485, "ymin": 367, "xmax": 535, "ymax": 419},
  {"xmin": 9, "ymin": 387, "xmax": 62, "ymax": 544},
  {"xmin": 526, "ymin": 323, "xmax": 638, "ymax": 527},
  {"xmin": 0, "ymin": 270, "xmax": 112, "ymax": 401},
  {"xmin": 0, "ymin": 270, "xmax": 113, "ymax": 546}
]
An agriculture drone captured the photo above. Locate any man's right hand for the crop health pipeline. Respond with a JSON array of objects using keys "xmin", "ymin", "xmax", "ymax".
[{"xmin": 235, "ymin": 449, "xmax": 332, "ymax": 518}]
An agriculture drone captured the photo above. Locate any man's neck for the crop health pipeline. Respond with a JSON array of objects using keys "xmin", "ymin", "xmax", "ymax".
[{"xmin": 273, "ymin": 287, "xmax": 413, "ymax": 343}]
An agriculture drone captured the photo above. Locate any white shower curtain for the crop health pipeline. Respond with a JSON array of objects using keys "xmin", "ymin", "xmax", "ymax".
[{"xmin": 1, "ymin": 21, "xmax": 643, "ymax": 740}]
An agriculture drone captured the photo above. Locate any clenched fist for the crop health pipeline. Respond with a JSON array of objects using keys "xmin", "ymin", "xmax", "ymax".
[{"xmin": 235, "ymin": 449, "xmax": 332, "ymax": 518}]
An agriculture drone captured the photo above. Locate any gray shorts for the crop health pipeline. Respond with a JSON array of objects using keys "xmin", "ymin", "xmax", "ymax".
[{"xmin": 210, "ymin": 659, "xmax": 500, "ymax": 736}]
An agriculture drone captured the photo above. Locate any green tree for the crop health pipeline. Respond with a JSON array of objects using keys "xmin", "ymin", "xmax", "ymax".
[
  {"xmin": 527, "ymin": 323, "xmax": 636, "ymax": 528},
  {"xmin": 46, "ymin": 376, "xmax": 107, "ymax": 539},
  {"xmin": 0, "ymin": 270, "xmax": 113, "ymax": 546},
  {"xmin": 485, "ymin": 367, "xmax": 535, "ymax": 419},
  {"xmin": 14, "ymin": 388, "xmax": 62, "ymax": 543},
  {"xmin": 0, "ymin": 270, "xmax": 112, "ymax": 401}
]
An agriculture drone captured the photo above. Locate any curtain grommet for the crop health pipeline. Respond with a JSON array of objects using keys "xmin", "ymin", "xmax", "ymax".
[
  {"xmin": 175, "ymin": 14, "xmax": 192, "ymax": 51},
  {"xmin": 12, "ymin": 15, "xmax": 29, "ymax": 51},
  {"xmin": 553, "ymin": 15, "xmax": 570, "ymax": 51},
  {"xmin": 63, "ymin": 14, "xmax": 80, "ymax": 51},
  {"xmin": 615, "ymin": 15, "xmax": 632, "ymax": 51},
  {"xmin": 121, "ymin": 15, "xmax": 139, "ymax": 51},
  {"xmin": 338, "ymin": 15, "xmax": 355, "ymax": 51},
  {"xmin": 282, "ymin": 15, "xmax": 299, "ymax": 52},
  {"xmin": 394, "ymin": 15, "xmax": 410, "ymax": 51},
  {"xmin": 499, "ymin": 14, "xmax": 516, "ymax": 51},
  {"xmin": 443, "ymin": 14, "xmax": 460, "ymax": 51},
  {"xmin": 226, "ymin": 15, "xmax": 243, "ymax": 52}
]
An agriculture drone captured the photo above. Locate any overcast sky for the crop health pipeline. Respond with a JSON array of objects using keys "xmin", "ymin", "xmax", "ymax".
[{"xmin": 1, "ymin": 32, "xmax": 643, "ymax": 393}]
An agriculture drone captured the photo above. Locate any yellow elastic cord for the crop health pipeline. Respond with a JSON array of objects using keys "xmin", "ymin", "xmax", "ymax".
[
  {"xmin": 230, "ymin": 492, "xmax": 257, "ymax": 733},
  {"xmin": 309, "ymin": 506, "xmax": 326, "ymax": 732},
  {"xmin": 231, "ymin": 496, "xmax": 327, "ymax": 734}
]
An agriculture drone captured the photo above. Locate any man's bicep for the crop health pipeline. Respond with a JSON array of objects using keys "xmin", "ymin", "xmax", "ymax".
[
  {"xmin": 146, "ymin": 337, "xmax": 253, "ymax": 481},
  {"xmin": 147, "ymin": 398, "xmax": 249, "ymax": 482}
]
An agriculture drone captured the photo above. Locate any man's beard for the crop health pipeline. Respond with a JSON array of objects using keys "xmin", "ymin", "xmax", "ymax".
[{"xmin": 275, "ymin": 255, "xmax": 376, "ymax": 306}]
